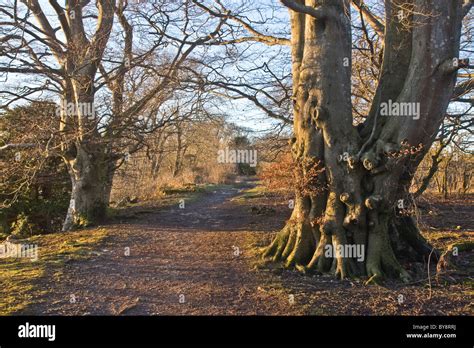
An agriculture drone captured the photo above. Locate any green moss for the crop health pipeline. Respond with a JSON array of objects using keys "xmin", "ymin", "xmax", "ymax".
[
  {"xmin": 75, "ymin": 215, "xmax": 91, "ymax": 228},
  {"xmin": 9, "ymin": 213, "xmax": 33, "ymax": 238},
  {"xmin": 231, "ymin": 184, "xmax": 267, "ymax": 203}
]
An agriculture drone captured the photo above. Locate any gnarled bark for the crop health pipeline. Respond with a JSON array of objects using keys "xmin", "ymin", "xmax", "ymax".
[
  {"xmin": 62, "ymin": 143, "xmax": 115, "ymax": 231},
  {"xmin": 263, "ymin": 0, "xmax": 465, "ymax": 282}
]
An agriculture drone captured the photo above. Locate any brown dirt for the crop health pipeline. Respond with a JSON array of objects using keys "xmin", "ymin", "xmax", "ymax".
[{"xmin": 21, "ymin": 181, "xmax": 474, "ymax": 315}]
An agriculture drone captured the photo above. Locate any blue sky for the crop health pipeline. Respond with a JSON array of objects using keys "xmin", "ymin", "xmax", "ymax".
[{"xmin": 0, "ymin": 0, "xmax": 472, "ymax": 139}]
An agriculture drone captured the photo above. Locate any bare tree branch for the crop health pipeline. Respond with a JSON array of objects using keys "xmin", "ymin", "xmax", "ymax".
[
  {"xmin": 280, "ymin": 0, "xmax": 334, "ymax": 20},
  {"xmin": 192, "ymin": 0, "xmax": 290, "ymax": 46},
  {"xmin": 351, "ymin": 0, "xmax": 385, "ymax": 37}
]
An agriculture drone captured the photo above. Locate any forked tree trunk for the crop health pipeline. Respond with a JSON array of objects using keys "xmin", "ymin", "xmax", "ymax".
[
  {"xmin": 61, "ymin": 67, "xmax": 115, "ymax": 231},
  {"xmin": 59, "ymin": 0, "xmax": 115, "ymax": 231},
  {"xmin": 263, "ymin": 0, "xmax": 465, "ymax": 283},
  {"xmin": 61, "ymin": 78, "xmax": 116, "ymax": 231}
]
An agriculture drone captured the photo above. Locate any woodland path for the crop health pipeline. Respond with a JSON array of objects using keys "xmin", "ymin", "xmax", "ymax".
[
  {"xmin": 20, "ymin": 180, "xmax": 473, "ymax": 315},
  {"xmin": 23, "ymin": 180, "xmax": 301, "ymax": 315}
]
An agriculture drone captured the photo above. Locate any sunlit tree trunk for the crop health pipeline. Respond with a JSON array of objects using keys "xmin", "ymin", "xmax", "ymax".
[
  {"xmin": 61, "ymin": 0, "xmax": 116, "ymax": 230},
  {"xmin": 264, "ymin": 0, "xmax": 466, "ymax": 282}
]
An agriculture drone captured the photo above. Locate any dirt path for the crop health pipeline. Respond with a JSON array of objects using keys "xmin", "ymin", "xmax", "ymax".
[
  {"xmin": 24, "ymin": 181, "xmax": 303, "ymax": 315},
  {"xmin": 21, "ymin": 182, "xmax": 473, "ymax": 316}
]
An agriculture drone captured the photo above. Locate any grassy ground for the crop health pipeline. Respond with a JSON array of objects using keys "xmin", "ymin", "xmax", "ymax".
[
  {"xmin": 0, "ymin": 184, "xmax": 217, "ymax": 315},
  {"xmin": 107, "ymin": 183, "xmax": 234, "ymax": 221},
  {"xmin": 1, "ymin": 181, "xmax": 472, "ymax": 315},
  {"xmin": 0, "ymin": 228, "xmax": 109, "ymax": 315}
]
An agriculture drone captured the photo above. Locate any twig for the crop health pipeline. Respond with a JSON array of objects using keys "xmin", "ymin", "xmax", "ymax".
[{"xmin": 427, "ymin": 247, "xmax": 435, "ymax": 299}]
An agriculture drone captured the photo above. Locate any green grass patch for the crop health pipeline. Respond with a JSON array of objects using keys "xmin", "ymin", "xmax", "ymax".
[
  {"xmin": 231, "ymin": 183, "xmax": 267, "ymax": 203},
  {"xmin": 109, "ymin": 183, "xmax": 237, "ymax": 220}
]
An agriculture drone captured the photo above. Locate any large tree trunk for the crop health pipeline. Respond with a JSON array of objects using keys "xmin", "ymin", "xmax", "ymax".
[
  {"xmin": 62, "ymin": 143, "xmax": 115, "ymax": 231},
  {"xmin": 59, "ymin": 0, "xmax": 115, "ymax": 231},
  {"xmin": 61, "ymin": 65, "xmax": 115, "ymax": 231},
  {"xmin": 264, "ymin": 0, "xmax": 465, "ymax": 283}
]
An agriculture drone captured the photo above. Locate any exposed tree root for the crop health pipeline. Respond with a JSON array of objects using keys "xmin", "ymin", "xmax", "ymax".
[
  {"xmin": 262, "ymin": 220, "xmax": 315, "ymax": 268},
  {"xmin": 366, "ymin": 212, "xmax": 411, "ymax": 283},
  {"xmin": 262, "ymin": 208, "xmax": 431, "ymax": 284},
  {"xmin": 394, "ymin": 216, "xmax": 439, "ymax": 261},
  {"xmin": 436, "ymin": 241, "xmax": 474, "ymax": 281},
  {"xmin": 306, "ymin": 232, "xmax": 332, "ymax": 273}
]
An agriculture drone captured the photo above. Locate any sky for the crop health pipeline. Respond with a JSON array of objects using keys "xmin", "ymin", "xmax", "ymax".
[{"xmin": 0, "ymin": 0, "xmax": 472, "ymax": 139}]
